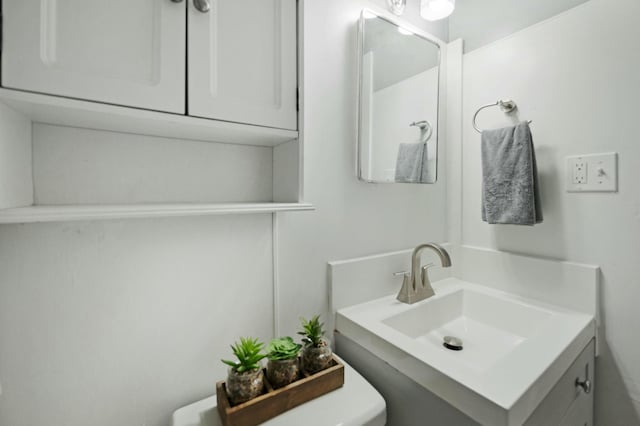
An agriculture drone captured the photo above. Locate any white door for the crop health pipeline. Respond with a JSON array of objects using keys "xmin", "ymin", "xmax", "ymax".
[
  {"xmin": 188, "ymin": 0, "xmax": 297, "ymax": 130},
  {"xmin": 2, "ymin": 0, "xmax": 186, "ymax": 114}
]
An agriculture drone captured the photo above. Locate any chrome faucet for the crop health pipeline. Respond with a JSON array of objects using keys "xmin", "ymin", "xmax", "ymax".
[{"xmin": 396, "ymin": 243, "xmax": 452, "ymax": 304}]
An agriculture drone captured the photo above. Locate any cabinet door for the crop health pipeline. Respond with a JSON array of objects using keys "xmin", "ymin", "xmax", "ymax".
[
  {"xmin": 559, "ymin": 392, "xmax": 593, "ymax": 426},
  {"xmin": 188, "ymin": 0, "xmax": 297, "ymax": 130},
  {"xmin": 2, "ymin": 0, "xmax": 186, "ymax": 113},
  {"xmin": 524, "ymin": 340, "xmax": 595, "ymax": 426}
]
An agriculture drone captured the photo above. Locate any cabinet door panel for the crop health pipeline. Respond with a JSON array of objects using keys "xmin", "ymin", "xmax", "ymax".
[
  {"xmin": 559, "ymin": 393, "xmax": 592, "ymax": 426},
  {"xmin": 188, "ymin": 0, "xmax": 297, "ymax": 130},
  {"xmin": 2, "ymin": 0, "xmax": 186, "ymax": 113},
  {"xmin": 524, "ymin": 340, "xmax": 595, "ymax": 426}
]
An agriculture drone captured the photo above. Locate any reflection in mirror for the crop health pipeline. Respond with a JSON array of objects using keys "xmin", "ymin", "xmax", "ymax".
[{"xmin": 357, "ymin": 10, "xmax": 441, "ymax": 184}]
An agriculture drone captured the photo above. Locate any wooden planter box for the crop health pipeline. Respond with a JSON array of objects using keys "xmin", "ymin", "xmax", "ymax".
[{"xmin": 216, "ymin": 355, "xmax": 345, "ymax": 426}]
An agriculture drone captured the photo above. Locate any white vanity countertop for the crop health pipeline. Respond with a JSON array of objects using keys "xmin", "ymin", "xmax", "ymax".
[{"xmin": 336, "ymin": 278, "xmax": 596, "ymax": 426}]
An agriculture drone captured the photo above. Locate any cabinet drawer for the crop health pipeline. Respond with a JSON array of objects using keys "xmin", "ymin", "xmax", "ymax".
[{"xmin": 524, "ymin": 340, "xmax": 595, "ymax": 426}]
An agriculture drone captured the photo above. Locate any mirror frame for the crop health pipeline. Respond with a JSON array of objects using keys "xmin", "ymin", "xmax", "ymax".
[{"xmin": 356, "ymin": 8, "xmax": 444, "ymax": 184}]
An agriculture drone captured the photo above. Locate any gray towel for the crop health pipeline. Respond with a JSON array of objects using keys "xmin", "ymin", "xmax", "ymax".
[
  {"xmin": 481, "ymin": 122, "xmax": 542, "ymax": 225},
  {"xmin": 395, "ymin": 143, "xmax": 429, "ymax": 183}
]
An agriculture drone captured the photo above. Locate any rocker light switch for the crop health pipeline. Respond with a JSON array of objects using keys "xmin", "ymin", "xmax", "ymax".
[{"xmin": 566, "ymin": 152, "xmax": 618, "ymax": 192}]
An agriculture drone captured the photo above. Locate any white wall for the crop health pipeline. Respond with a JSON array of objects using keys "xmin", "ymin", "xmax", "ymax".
[
  {"xmin": 32, "ymin": 124, "xmax": 273, "ymax": 205},
  {"xmin": 0, "ymin": 215, "xmax": 274, "ymax": 426},
  {"xmin": 0, "ymin": 102, "xmax": 32, "ymax": 209},
  {"xmin": 275, "ymin": 0, "xmax": 448, "ymax": 340},
  {"xmin": 449, "ymin": 0, "xmax": 590, "ymax": 52},
  {"xmin": 457, "ymin": 0, "xmax": 640, "ymax": 423}
]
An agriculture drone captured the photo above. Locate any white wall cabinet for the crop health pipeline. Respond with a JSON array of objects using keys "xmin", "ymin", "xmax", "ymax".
[
  {"xmin": 1, "ymin": 0, "xmax": 298, "ymax": 130},
  {"xmin": 188, "ymin": 0, "xmax": 298, "ymax": 130},
  {"xmin": 2, "ymin": 0, "xmax": 186, "ymax": 114},
  {"xmin": 0, "ymin": 0, "xmax": 307, "ymax": 223}
]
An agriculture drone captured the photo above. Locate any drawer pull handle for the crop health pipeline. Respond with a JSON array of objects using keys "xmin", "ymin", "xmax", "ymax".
[{"xmin": 575, "ymin": 378, "xmax": 592, "ymax": 394}]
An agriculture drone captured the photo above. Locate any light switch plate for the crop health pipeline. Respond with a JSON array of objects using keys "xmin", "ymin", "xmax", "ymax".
[{"xmin": 566, "ymin": 152, "xmax": 618, "ymax": 192}]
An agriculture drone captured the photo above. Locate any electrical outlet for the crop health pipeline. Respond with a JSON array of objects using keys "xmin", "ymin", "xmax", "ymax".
[
  {"xmin": 566, "ymin": 152, "xmax": 618, "ymax": 192},
  {"xmin": 573, "ymin": 159, "xmax": 587, "ymax": 184}
]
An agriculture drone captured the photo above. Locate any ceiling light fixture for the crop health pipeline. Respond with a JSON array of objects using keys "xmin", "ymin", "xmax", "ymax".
[{"xmin": 420, "ymin": 0, "xmax": 455, "ymax": 21}]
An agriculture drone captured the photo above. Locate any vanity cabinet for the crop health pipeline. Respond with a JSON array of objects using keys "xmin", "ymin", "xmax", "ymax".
[
  {"xmin": 0, "ymin": 0, "xmax": 307, "ymax": 222},
  {"xmin": 1, "ymin": 0, "xmax": 298, "ymax": 130},
  {"xmin": 524, "ymin": 340, "xmax": 594, "ymax": 426},
  {"xmin": 336, "ymin": 333, "xmax": 595, "ymax": 426}
]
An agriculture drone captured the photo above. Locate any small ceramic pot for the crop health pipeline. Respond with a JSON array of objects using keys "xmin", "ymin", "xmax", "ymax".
[
  {"xmin": 301, "ymin": 339, "xmax": 333, "ymax": 374},
  {"xmin": 226, "ymin": 368, "xmax": 264, "ymax": 405},
  {"xmin": 266, "ymin": 358, "xmax": 300, "ymax": 388}
]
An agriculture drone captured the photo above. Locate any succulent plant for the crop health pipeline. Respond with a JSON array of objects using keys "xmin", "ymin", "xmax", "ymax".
[
  {"xmin": 267, "ymin": 336, "xmax": 301, "ymax": 361},
  {"xmin": 297, "ymin": 315, "xmax": 327, "ymax": 348},
  {"xmin": 222, "ymin": 337, "xmax": 266, "ymax": 373}
]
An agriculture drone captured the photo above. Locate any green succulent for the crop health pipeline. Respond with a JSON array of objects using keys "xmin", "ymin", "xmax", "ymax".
[
  {"xmin": 267, "ymin": 336, "xmax": 301, "ymax": 361},
  {"xmin": 221, "ymin": 337, "xmax": 266, "ymax": 373},
  {"xmin": 297, "ymin": 315, "xmax": 326, "ymax": 348}
]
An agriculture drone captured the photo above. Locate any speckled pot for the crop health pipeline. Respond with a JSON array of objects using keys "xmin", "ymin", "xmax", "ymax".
[
  {"xmin": 301, "ymin": 339, "xmax": 333, "ymax": 374},
  {"xmin": 226, "ymin": 368, "xmax": 264, "ymax": 406},
  {"xmin": 266, "ymin": 358, "xmax": 300, "ymax": 389}
]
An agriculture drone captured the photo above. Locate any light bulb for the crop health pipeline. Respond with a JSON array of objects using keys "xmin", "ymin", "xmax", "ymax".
[{"xmin": 420, "ymin": 0, "xmax": 455, "ymax": 21}]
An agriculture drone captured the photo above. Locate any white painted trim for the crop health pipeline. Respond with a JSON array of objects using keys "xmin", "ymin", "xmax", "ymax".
[
  {"xmin": 445, "ymin": 39, "xmax": 464, "ymax": 256},
  {"xmin": 297, "ymin": 0, "xmax": 306, "ymax": 201},
  {"xmin": 272, "ymin": 213, "xmax": 281, "ymax": 338},
  {"xmin": 0, "ymin": 203, "xmax": 315, "ymax": 224},
  {"xmin": 0, "ymin": 102, "xmax": 33, "ymax": 209},
  {"xmin": 0, "ymin": 88, "xmax": 298, "ymax": 147}
]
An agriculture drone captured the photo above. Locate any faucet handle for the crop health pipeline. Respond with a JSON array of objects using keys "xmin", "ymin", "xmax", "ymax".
[{"xmin": 393, "ymin": 270, "xmax": 410, "ymax": 277}]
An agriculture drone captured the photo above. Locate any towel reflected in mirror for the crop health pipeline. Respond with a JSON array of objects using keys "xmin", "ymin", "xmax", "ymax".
[{"xmin": 395, "ymin": 142, "xmax": 429, "ymax": 183}]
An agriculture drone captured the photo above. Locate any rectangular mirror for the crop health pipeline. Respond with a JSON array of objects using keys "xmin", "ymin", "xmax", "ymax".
[{"xmin": 357, "ymin": 10, "xmax": 441, "ymax": 184}]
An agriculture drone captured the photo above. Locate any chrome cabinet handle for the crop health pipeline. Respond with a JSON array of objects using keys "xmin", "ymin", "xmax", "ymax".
[
  {"xmin": 575, "ymin": 378, "xmax": 592, "ymax": 394},
  {"xmin": 193, "ymin": 0, "xmax": 211, "ymax": 13},
  {"xmin": 575, "ymin": 363, "xmax": 592, "ymax": 394}
]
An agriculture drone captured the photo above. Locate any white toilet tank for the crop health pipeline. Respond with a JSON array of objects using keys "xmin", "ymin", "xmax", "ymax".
[{"xmin": 171, "ymin": 355, "xmax": 386, "ymax": 426}]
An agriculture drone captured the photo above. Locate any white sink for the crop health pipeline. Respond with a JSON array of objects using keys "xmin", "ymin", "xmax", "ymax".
[{"xmin": 336, "ymin": 278, "xmax": 595, "ymax": 426}]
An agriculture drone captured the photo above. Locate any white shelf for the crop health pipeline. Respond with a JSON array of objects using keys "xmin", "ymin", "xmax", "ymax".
[
  {"xmin": 0, "ymin": 88, "xmax": 298, "ymax": 147},
  {"xmin": 0, "ymin": 203, "xmax": 315, "ymax": 224}
]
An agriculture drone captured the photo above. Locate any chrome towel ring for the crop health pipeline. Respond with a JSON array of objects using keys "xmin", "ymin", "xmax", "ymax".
[
  {"xmin": 410, "ymin": 120, "xmax": 433, "ymax": 143},
  {"xmin": 472, "ymin": 99, "xmax": 532, "ymax": 133}
]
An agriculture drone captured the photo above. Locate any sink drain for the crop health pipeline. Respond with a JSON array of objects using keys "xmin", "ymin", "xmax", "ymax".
[{"xmin": 443, "ymin": 336, "xmax": 463, "ymax": 351}]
